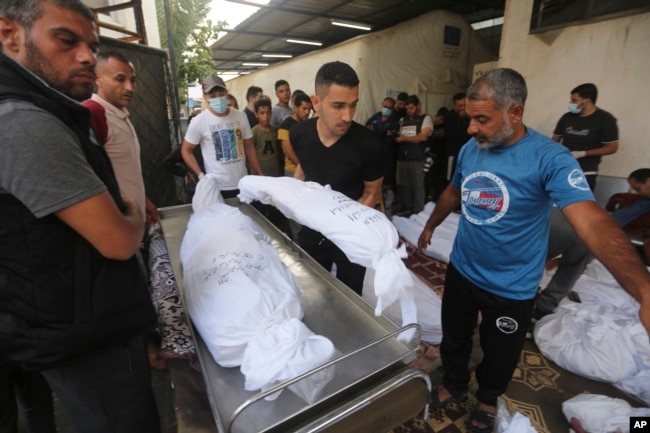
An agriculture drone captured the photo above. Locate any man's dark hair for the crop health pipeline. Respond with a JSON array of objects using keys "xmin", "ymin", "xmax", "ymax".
[
  {"xmin": 96, "ymin": 50, "xmax": 130, "ymax": 66},
  {"xmin": 274, "ymin": 79, "xmax": 289, "ymax": 90},
  {"xmin": 246, "ymin": 86, "xmax": 263, "ymax": 101},
  {"xmin": 452, "ymin": 92, "xmax": 466, "ymax": 102},
  {"xmin": 0, "ymin": 0, "xmax": 94, "ymax": 30},
  {"xmin": 315, "ymin": 61, "xmax": 359, "ymax": 96},
  {"xmin": 290, "ymin": 89, "xmax": 306, "ymax": 104},
  {"xmin": 436, "ymin": 106, "xmax": 449, "ymax": 116},
  {"xmin": 382, "ymin": 96, "xmax": 395, "ymax": 104},
  {"xmin": 397, "ymin": 92, "xmax": 408, "ymax": 102},
  {"xmin": 571, "ymin": 83, "xmax": 598, "ymax": 104},
  {"xmin": 629, "ymin": 168, "xmax": 650, "ymax": 183},
  {"xmin": 405, "ymin": 95, "xmax": 420, "ymax": 106},
  {"xmin": 293, "ymin": 93, "xmax": 311, "ymax": 108},
  {"xmin": 253, "ymin": 97, "xmax": 271, "ymax": 112}
]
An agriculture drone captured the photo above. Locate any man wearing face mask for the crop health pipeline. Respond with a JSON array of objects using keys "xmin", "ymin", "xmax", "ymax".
[
  {"xmin": 365, "ymin": 97, "xmax": 400, "ymax": 213},
  {"xmin": 552, "ymin": 83, "xmax": 619, "ymax": 190},
  {"xmin": 181, "ymin": 74, "xmax": 263, "ymax": 199}
]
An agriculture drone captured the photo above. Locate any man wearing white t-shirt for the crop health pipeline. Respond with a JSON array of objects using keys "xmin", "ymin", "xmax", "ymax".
[{"xmin": 182, "ymin": 74, "xmax": 263, "ymax": 198}]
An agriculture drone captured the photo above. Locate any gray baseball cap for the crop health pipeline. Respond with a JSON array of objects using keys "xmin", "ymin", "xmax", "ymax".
[{"xmin": 202, "ymin": 74, "xmax": 227, "ymax": 93}]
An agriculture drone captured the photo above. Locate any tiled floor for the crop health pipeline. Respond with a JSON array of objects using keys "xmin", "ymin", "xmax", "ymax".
[{"xmin": 17, "ymin": 368, "xmax": 177, "ymax": 433}]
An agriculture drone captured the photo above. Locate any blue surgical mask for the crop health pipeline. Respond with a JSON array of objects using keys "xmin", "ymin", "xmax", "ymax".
[
  {"xmin": 568, "ymin": 102, "xmax": 582, "ymax": 114},
  {"xmin": 209, "ymin": 96, "xmax": 229, "ymax": 114},
  {"xmin": 381, "ymin": 107, "xmax": 392, "ymax": 117}
]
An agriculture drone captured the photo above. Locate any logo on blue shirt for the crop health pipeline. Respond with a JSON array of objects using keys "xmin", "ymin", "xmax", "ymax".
[
  {"xmin": 461, "ymin": 171, "xmax": 510, "ymax": 225},
  {"xmin": 568, "ymin": 169, "xmax": 591, "ymax": 191}
]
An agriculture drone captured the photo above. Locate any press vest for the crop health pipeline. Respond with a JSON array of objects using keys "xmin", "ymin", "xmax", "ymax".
[{"xmin": 397, "ymin": 114, "xmax": 431, "ymax": 161}]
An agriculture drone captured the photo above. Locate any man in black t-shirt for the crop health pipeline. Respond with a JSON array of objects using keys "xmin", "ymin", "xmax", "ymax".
[
  {"xmin": 552, "ymin": 83, "xmax": 619, "ymax": 190},
  {"xmin": 443, "ymin": 93, "xmax": 471, "ymax": 182},
  {"xmin": 291, "ymin": 61, "xmax": 384, "ymax": 294},
  {"xmin": 243, "ymin": 85, "xmax": 263, "ymax": 128}
]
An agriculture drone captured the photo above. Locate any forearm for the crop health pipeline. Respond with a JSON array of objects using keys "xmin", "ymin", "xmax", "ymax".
[
  {"xmin": 181, "ymin": 142, "xmax": 203, "ymax": 176},
  {"xmin": 358, "ymin": 178, "xmax": 383, "ymax": 208},
  {"xmin": 418, "ymin": 184, "xmax": 460, "ymax": 251},
  {"xmin": 281, "ymin": 140, "xmax": 299, "ymax": 165},
  {"xmin": 424, "ymin": 184, "xmax": 460, "ymax": 230},
  {"xmin": 584, "ymin": 142, "xmax": 619, "ymax": 157},
  {"xmin": 565, "ymin": 202, "xmax": 650, "ymax": 304},
  {"xmin": 293, "ymin": 165, "xmax": 305, "ymax": 180},
  {"xmin": 244, "ymin": 140, "xmax": 264, "ymax": 175},
  {"xmin": 55, "ymin": 192, "xmax": 144, "ymax": 260},
  {"xmin": 397, "ymin": 132, "xmax": 430, "ymax": 144}
]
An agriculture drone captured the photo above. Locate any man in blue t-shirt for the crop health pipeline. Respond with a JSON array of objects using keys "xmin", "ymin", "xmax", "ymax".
[{"xmin": 417, "ymin": 68, "xmax": 650, "ymax": 433}]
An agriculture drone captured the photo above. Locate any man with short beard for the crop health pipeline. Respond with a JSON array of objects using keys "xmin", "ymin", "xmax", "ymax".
[
  {"xmin": 0, "ymin": 1, "xmax": 160, "ymax": 432},
  {"xmin": 417, "ymin": 68, "xmax": 650, "ymax": 433},
  {"xmin": 291, "ymin": 61, "xmax": 384, "ymax": 295},
  {"xmin": 83, "ymin": 50, "xmax": 159, "ymax": 224}
]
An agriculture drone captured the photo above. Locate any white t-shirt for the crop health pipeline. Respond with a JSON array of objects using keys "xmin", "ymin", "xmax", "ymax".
[{"xmin": 185, "ymin": 108, "xmax": 253, "ymax": 191}]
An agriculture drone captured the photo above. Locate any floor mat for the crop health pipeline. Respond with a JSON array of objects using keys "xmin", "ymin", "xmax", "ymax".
[
  {"xmin": 401, "ymin": 239, "xmax": 447, "ymax": 297},
  {"xmin": 390, "ymin": 339, "xmax": 647, "ymax": 433}
]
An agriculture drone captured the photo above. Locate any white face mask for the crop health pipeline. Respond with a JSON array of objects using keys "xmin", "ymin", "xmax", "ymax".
[
  {"xmin": 209, "ymin": 96, "xmax": 229, "ymax": 114},
  {"xmin": 568, "ymin": 101, "xmax": 583, "ymax": 114}
]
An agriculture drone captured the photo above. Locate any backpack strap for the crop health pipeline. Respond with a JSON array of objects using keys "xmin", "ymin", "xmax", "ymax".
[{"xmin": 81, "ymin": 99, "xmax": 109, "ymax": 145}]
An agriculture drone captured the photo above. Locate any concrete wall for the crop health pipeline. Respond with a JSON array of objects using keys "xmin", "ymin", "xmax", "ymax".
[
  {"xmin": 499, "ymin": 0, "xmax": 650, "ymax": 177},
  {"xmin": 223, "ymin": 10, "xmax": 496, "ymax": 123}
]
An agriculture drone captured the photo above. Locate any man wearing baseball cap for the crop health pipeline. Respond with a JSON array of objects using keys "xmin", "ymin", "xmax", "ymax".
[{"xmin": 181, "ymin": 74, "xmax": 263, "ymax": 198}]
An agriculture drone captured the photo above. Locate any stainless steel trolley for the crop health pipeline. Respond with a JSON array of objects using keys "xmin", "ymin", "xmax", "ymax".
[{"xmin": 159, "ymin": 202, "xmax": 430, "ymax": 433}]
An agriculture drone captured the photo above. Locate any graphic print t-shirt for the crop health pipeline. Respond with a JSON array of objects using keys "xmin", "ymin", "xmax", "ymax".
[
  {"xmin": 450, "ymin": 128, "xmax": 594, "ymax": 300},
  {"xmin": 184, "ymin": 109, "xmax": 253, "ymax": 190}
]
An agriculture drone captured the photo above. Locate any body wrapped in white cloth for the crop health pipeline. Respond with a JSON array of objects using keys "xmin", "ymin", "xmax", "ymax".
[
  {"xmin": 392, "ymin": 201, "xmax": 459, "ymax": 264},
  {"xmin": 534, "ymin": 261, "xmax": 650, "ymax": 404},
  {"xmin": 237, "ymin": 176, "xmax": 417, "ymax": 335},
  {"xmin": 180, "ymin": 174, "xmax": 334, "ymax": 398}
]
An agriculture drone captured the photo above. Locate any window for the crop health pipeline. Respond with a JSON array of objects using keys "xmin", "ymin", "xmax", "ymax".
[{"xmin": 530, "ymin": 0, "xmax": 650, "ymax": 33}]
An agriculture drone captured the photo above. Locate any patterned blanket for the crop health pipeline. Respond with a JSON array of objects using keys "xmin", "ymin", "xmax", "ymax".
[{"xmin": 148, "ymin": 222, "xmax": 195, "ymax": 359}]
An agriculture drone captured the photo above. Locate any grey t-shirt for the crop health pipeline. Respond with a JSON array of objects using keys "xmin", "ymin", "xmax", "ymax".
[
  {"xmin": 0, "ymin": 100, "xmax": 106, "ymax": 218},
  {"xmin": 270, "ymin": 104, "xmax": 293, "ymax": 127}
]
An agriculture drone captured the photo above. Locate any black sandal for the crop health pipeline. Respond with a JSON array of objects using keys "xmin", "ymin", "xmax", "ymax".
[
  {"xmin": 430, "ymin": 386, "xmax": 468, "ymax": 408},
  {"xmin": 467, "ymin": 407, "xmax": 496, "ymax": 433}
]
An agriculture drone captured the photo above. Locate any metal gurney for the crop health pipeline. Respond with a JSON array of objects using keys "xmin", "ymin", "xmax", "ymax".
[{"xmin": 159, "ymin": 202, "xmax": 431, "ymax": 433}]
